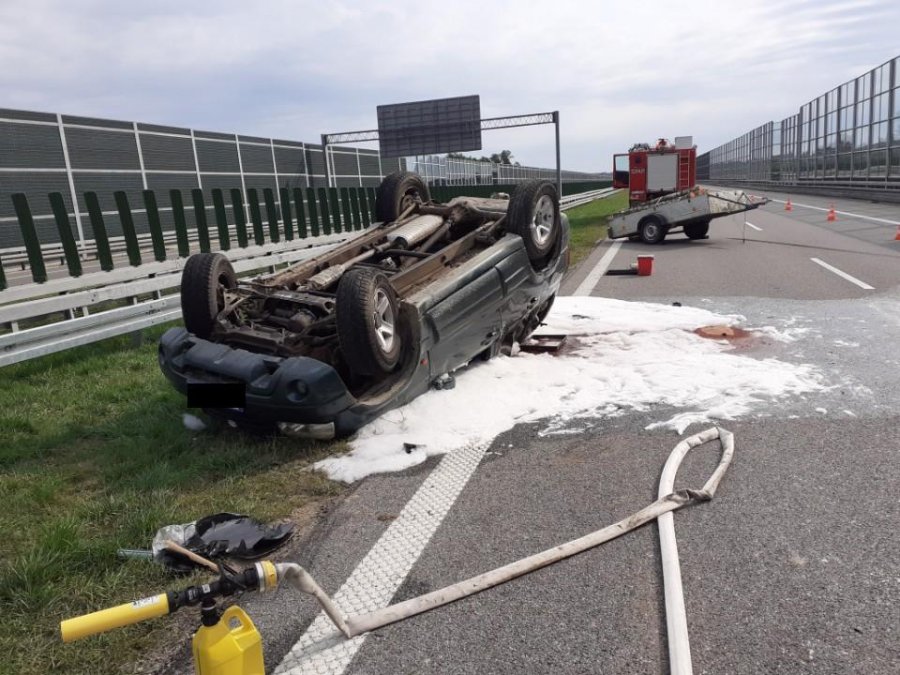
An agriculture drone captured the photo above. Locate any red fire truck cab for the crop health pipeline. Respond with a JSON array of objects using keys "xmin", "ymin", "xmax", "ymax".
[{"xmin": 613, "ymin": 137, "xmax": 697, "ymax": 206}]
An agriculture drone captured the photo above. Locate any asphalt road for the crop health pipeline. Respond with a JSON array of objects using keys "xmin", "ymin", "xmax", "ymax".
[{"xmin": 159, "ymin": 189, "xmax": 900, "ymax": 675}]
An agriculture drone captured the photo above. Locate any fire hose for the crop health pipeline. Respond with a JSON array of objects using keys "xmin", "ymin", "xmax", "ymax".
[{"xmin": 63, "ymin": 427, "xmax": 733, "ymax": 674}]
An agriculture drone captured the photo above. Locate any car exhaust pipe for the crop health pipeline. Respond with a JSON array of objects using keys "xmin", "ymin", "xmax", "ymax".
[{"xmin": 388, "ymin": 215, "xmax": 445, "ymax": 249}]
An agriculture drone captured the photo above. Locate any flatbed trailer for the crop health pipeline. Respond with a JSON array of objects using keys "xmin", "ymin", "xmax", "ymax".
[{"xmin": 607, "ymin": 188, "xmax": 767, "ymax": 244}]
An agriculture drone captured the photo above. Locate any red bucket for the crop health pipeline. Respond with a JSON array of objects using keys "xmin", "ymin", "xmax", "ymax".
[{"xmin": 637, "ymin": 255, "xmax": 654, "ymax": 276}]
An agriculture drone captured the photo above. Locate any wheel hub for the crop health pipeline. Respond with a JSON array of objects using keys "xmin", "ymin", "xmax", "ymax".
[
  {"xmin": 372, "ymin": 290, "xmax": 395, "ymax": 352},
  {"xmin": 531, "ymin": 195, "xmax": 555, "ymax": 247}
]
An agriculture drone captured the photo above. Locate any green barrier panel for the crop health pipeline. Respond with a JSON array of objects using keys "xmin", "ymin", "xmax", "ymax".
[
  {"xmin": 191, "ymin": 189, "xmax": 211, "ymax": 253},
  {"xmin": 340, "ymin": 188, "xmax": 354, "ymax": 232},
  {"xmin": 359, "ymin": 187, "xmax": 371, "ymax": 226},
  {"xmin": 306, "ymin": 188, "xmax": 321, "ymax": 236},
  {"xmin": 113, "ymin": 191, "xmax": 142, "ymax": 267},
  {"xmin": 169, "ymin": 190, "xmax": 190, "ymax": 258},
  {"xmin": 211, "ymin": 189, "xmax": 231, "ymax": 251},
  {"xmin": 366, "ymin": 188, "xmax": 378, "ymax": 223},
  {"xmin": 349, "ymin": 189, "xmax": 362, "ymax": 230},
  {"xmin": 11, "ymin": 194, "xmax": 47, "ymax": 283},
  {"xmin": 328, "ymin": 188, "xmax": 342, "ymax": 233},
  {"xmin": 48, "ymin": 192, "xmax": 83, "ymax": 277},
  {"xmin": 280, "ymin": 187, "xmax": 294, "ymax": 240},
  {"xmin": 85, "ymin": 191, "xmax": 115, "ymax": 270},
  {"xmin": 263, "ymin": 189, "xmax": 280, "ymax": 243},
  {"xmin": 143, "ymin": 190, "xmax": 167, "ymax": 261},
  {"xmin": 0, "ymin": 251, "xmax": 6, "ymax": 290},
  {"xmin": 230, "ymin": 189, "xmax": 249, "ymax": 248},
  {"xmin": 247, "ymin": 189, "xmax": 265, "ymax": 245},
  {"xmin": 293, "ymin": 189, "xmax": 308, "ymax": 239},
  {"xmin": 317, "ymin": 189, "xmax": 331, "ymax": 235}
]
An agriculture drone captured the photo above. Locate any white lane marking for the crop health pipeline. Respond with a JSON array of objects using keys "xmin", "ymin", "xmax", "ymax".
[
  {"xmin": 275, "ymin": 440, "xmax": 490, "ymax": 675},
  {"xmin": 572, "ymin": 240, "xmax": 623, "ymax": 296},
  {"xmin": 745, "ymin": 222, "xmax": 763, "ymax": 231},
  {"xmin": 810, "ymin": 257, "xmax": 874, "ymax": 290},
  {"xmin": 770, "ymin": 199, "xmax": 900, "ymax": 226}
]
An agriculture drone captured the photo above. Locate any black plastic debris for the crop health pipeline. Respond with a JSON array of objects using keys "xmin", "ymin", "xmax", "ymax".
[{"xmin": 152, "ymin": 512, "xmax": 294, "ymax": 572}]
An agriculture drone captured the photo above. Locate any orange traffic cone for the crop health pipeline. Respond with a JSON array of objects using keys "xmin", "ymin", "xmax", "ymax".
[
  {"xmin": 827, "ymin": 204, "xmax": 837, "ymax": 222},
  {"xmin": 784, "ymin": 199, "xmax": 793, "ymax": 212},
  {"xmin": 894, "ymin": 225, "xmax": 900, "ymax": 241}
]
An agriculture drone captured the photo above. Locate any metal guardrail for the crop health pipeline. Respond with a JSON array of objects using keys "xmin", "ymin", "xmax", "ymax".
[
  {"xmin": 0, "ymin": 187, "xmax": 619, "ymax": 367},
  {"xmin": 560, "ymin": 187, "xmax": 620, "ymax": 210}
]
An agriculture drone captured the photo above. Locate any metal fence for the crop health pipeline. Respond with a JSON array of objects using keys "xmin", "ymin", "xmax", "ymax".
[
  {"xmin": 0, "ymin": 108, "xmax": 405, "ymax": 250},
  {"xmin": 698, "ymin": 53, "xmax": 900, "ymax": 196},
  {"xmin": 407, "ymin": 155, "xmax": 607, "ymax": 186}
]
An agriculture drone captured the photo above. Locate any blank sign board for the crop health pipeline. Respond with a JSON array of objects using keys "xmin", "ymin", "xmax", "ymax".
[{"xmin": 377, "ymin": 95, "xmax": 481, "ymax": 158}]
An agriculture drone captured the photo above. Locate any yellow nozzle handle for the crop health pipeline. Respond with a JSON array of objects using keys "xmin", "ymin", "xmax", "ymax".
[{"xmin": 60, "ymin": 593, "xmax": 170, "ymax": 642}]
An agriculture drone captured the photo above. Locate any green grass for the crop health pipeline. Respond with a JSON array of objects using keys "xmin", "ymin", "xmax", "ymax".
[
  {"xmin": 565, "ymin": 190, "xmax": 629, "ymax": 267},
  {"xmin": 0, "ymin": 326, "xmax": 347, "ymax": 674}
]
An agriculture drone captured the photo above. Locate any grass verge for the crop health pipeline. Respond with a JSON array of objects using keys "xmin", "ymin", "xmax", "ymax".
[
  {"xmin": 564, "ymin": 190, "xmax": 629, "ymax": 267},
  {"xmin": 0, "ymin": 325, "xmax": 346, "ymax": 674}
]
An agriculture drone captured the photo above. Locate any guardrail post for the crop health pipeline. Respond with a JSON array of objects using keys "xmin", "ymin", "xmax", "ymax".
[
  {"xmin": 113, "ymin": 191, "xmax": 142, "ymax": 267},
  {"xmin": 170, "ymin": 190, "xmax": 190, "ymax": 257},
  {"xmin": 230, "ymin": 189, "xmax": 249, "ymax": 248},
  {"xmin": 263, "ymin": 188, "xmax": 280, "ymax": 243},
  {"xmin": 49, "ymin": 192, "xmax": 84, "ymax": 277},
  {"xmin": 349, "ymin": 188, "xmax": 362, "ymax": 230},
  {"xmin": 191, "ymin": 189, "xmax": 211, "ymax": 253},
  {"xmin": 317, "ymin": 188, "xmax": 331, "ymax": 235},
  {"xmin": 306, "ymin": 188, "xmax": 321, "ymax": 236},
  {"xmin": 211, "ymin": 189, "xmax": 231, "ymax": 251},
  {"xmin": 293, "ymin": 188, "xmax": 308, "ymax": 239},
  {"xmin": 143, "ymin": 190, "xmax": 168, "ymax": 262},
  {"xmin": 85, "ymin": 191, "xmax": 115, "ymax": 271},
  {"xmin": 11, "ymin": 194, "xmax": 47, "ymax": 283},
  {"xmin": 280, "ymin": 187, "xmax": 294, "ymax": 240},
  {"xmin": 340, "ymin": 188, "xmax": 354, "ymax": 232},
  {"xmin": 247, "ymin": 189, "xmax": 265, "ymax": 245}
]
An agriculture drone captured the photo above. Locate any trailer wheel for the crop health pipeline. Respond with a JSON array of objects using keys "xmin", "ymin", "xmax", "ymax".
[
  {"xmin": 639, "ymin": 216, "xmax": 667, "ymax": 245},
  {"xmin": 180, "ymin": 252, "xmax": 237, "ymax": 339},
  {"xmin": 336, "ymin": 267, "xmax": 403, "ymax": 376},
  {"xmin": 507, "ymin": 179, "xmax": 561, "ymax": 269},
  {"xmin": 375, "ymin": 171, "xmax": 430, "ymax": 223},
  {"xmin": 684, "ymin": 220, "xmax": 710, "ymax": 240}
]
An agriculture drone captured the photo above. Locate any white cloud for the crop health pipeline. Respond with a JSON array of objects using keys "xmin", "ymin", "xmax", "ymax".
[{"xmin": 1, "ymin": 0, "xmax": 897, "ymax": 170}]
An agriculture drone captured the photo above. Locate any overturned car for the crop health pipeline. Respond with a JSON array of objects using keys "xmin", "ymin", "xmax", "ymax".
[{"xmin": 159, "ymin": 172, "xmax": 569, "ymax": 439}]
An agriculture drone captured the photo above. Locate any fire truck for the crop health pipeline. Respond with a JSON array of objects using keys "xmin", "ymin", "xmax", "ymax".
[
  {"xmin": 613, "ymin": 137, "xmax": 697, "ymax": 205},
  {"xmin": 608, "ymin": 137, "xmax": 765, "ymax": 244}
]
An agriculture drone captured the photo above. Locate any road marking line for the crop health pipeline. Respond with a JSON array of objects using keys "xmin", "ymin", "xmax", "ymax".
[
  {"xmin": 810, "ymin": 257, "xmax": 874, "ymax": 290},
  {"xmin": 275, "ymin": 440, "xmax": 490, "ymax": 675},
  {"xmin": 572, "ymin": 240, "xmax": 623, "ymax": 296},
  {"xmin": 770, "ymin": 199, "xmax": 900, "ymax": 226},
  {"xmin": 745, "ymin": 222, "xmax": 763, "ymax": 231}
]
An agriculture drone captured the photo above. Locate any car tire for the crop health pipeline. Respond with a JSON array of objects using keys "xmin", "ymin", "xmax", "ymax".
[
  {"xmin": 375, "ymin": 171, "xmax": 430, "ymax": 223},
  {"xmin": 181, "ymin": 252, "xmax": 237, "ymax": 339},
  {"xmin": 684, "ymin": 220, "xmax": 710, "ymax": 240},
  {"xmin": 639, "ymin": 216, "xmax": 667, "ymax": 244},
  {"xmin": 507, "ymin": 179, "xmax": 561, "ymax": 269},
  {"xmin": 336, "ymin": 267, "xmax": 403, "ymax": 376}
]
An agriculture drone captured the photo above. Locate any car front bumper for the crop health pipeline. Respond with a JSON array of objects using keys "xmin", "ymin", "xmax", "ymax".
[{"xmin": 158, "ymin": 327, "xmax": 368, "ymax": 438}]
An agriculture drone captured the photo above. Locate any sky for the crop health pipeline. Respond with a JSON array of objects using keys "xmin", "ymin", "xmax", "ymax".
[
  {"xmin": 2, "ymin": 0, "xmax": 898, "ymax": 172},
  {"xmin": 313, "ymin": 295, "xmax": 826, "ymax": 482}
]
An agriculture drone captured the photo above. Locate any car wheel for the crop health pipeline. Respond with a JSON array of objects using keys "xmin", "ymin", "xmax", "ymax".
[
  {"xmin": 639, "ymin": 216, "xmax": 667, "ymax": 244},
  {"xmin": 181, "ymin": 252, "xmax": 237, "ymax": 339},
  {"xmin": 684, "ymin": 220, "xmax": 710, "ymax": 240},
  {"xmin": 507, "ymin": 179, "xmax": 561, "ymax": 269},
  {"xmin": 336, "ymin": 267, "xmax": 403, "ymax": 376},
  {"xmin": 375, "ymin": 171, "xmax": 430, "ymax": 223}
]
